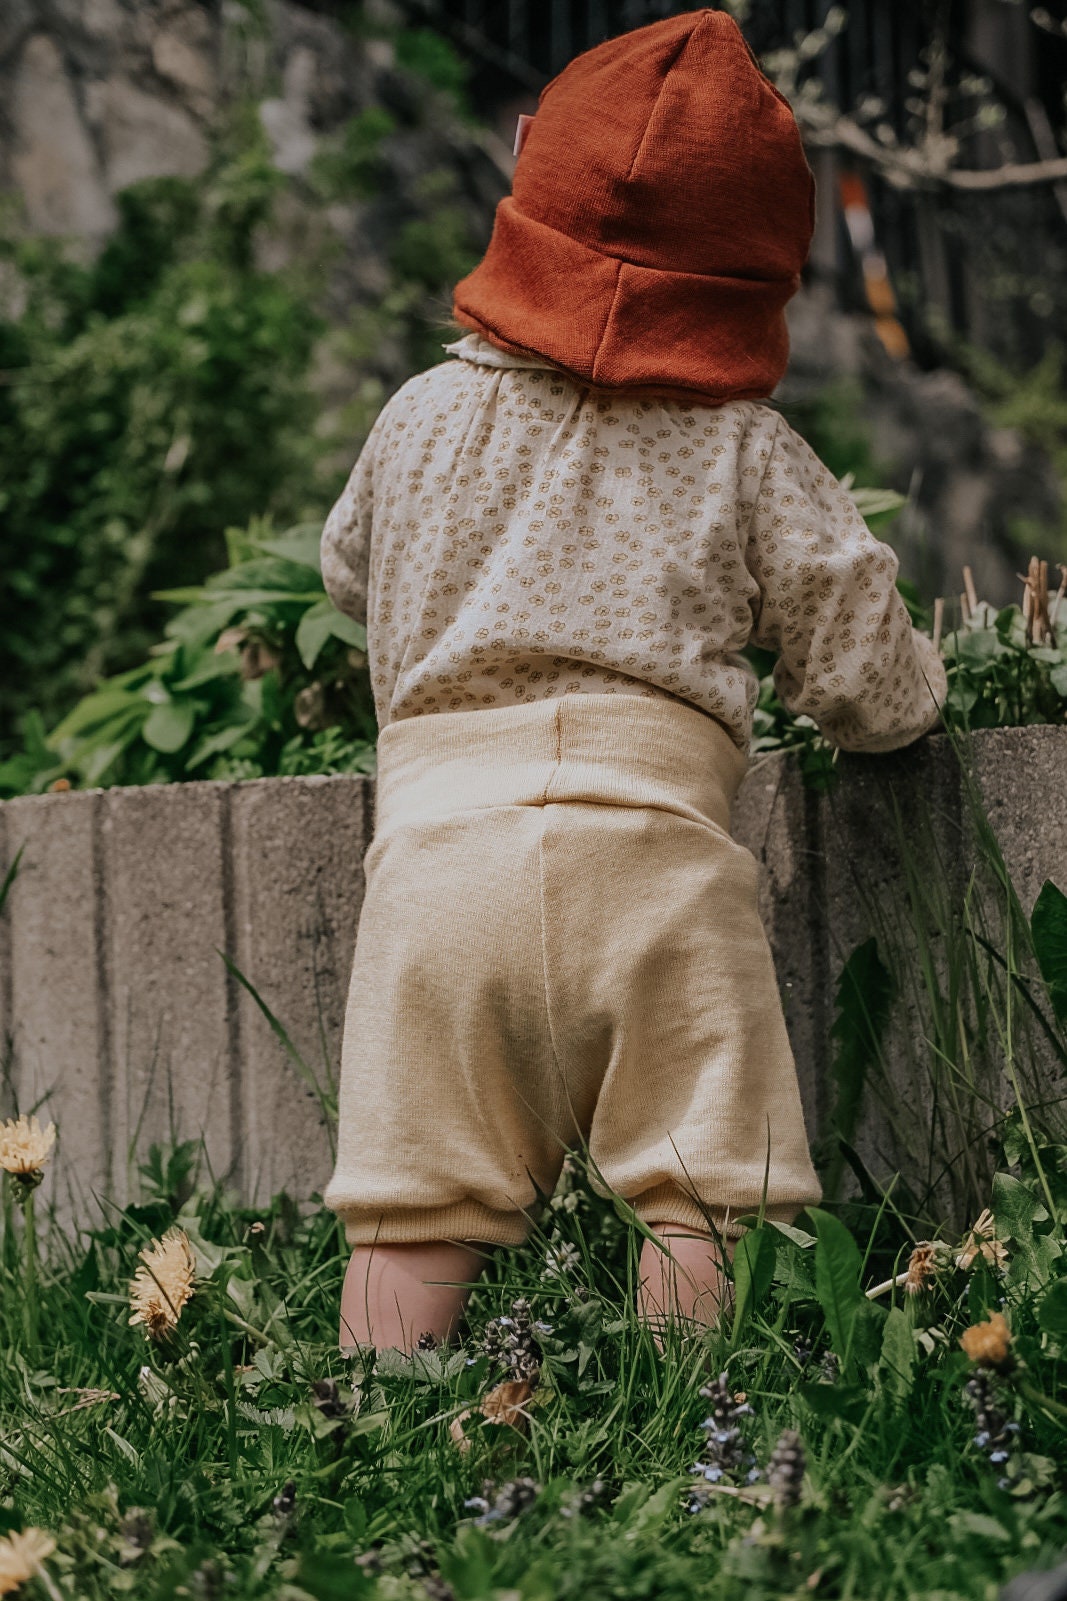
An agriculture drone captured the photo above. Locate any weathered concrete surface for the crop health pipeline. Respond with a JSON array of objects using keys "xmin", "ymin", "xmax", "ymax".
[
  {"xmin": 1, "ymin": 727, "xmax": 1065, "ymax": 1226},
  {"xmin": 733, "ymin": 725, "xmax": 1067, "ymax": 1214},
  {"xmin": 0, "ymin": 775, "xmax": 373, "ymax": 1226}
]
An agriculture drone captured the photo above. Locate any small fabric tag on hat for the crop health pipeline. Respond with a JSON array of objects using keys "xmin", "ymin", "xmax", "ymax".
[{"xmin": 513, "ymin": 114, "xmax": 535, "ymax": 157}]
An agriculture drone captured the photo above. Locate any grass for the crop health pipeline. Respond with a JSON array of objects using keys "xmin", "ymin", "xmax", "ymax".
[
  {"xmin": 1, "ymin": 1130, "xmax": 1067, "ymax": 1601},
  {"xmin": 3, "ymin": 724, "xmax": 1067, "ymax": 1598}
]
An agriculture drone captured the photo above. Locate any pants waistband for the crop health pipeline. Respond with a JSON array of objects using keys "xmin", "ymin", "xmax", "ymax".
[{"xmin": 373, "ymin": 695, "xmax": 748, "ymax": 838}]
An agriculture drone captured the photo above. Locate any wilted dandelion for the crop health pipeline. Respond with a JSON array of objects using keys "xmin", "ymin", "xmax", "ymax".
[
  {"xmin": 904, "ymin": 1240, "xmax": 952, "ymax": 1294},
  {"xmin": 0, "ymin": 1527, "xmax": 57, "ymax": 1595},
  {"xmin": 0, "ymin": 1115, "xmax": 56, "ymax": 1194},
  {"xmin": 956, "ymin": 1210, "xmax": 1009, "ymax": 1273},
  {"xmin": 128, "ymin": 1227, "xmax": 196, "ymax": 1339},
  {"xmin": 960, "ymin": 1310, "xmax": 1012, "ymax": 1369}
]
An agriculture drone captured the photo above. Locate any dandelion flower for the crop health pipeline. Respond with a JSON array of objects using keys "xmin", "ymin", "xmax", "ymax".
[
  {"xmin": 0, "ymin": 1115, "xmax": 56, "ymax": 1186},
  {"xmin": 903, "ymin": 1240, "xmax": 949, "ymax": 1294},
  {"xmin": 128, "ymin": 1227, "xmax": 196, "ymax": 1339},
  {"xmin": 0, "ymin": 1527, "xmax": 57, "ymax": 1594},
  {"xmin": 956, "ymin": 1209, "xmax": 1008, "ymax": 1272},
  {"xmin": 960, "ymin": 1310, "xmax": 1012, "ymax": 1369}
]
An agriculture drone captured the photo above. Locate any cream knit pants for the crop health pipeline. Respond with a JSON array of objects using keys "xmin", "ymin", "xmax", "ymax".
[{"xmin": 324, "ymin": 695, "xmax": 821, "ymax": 1246}]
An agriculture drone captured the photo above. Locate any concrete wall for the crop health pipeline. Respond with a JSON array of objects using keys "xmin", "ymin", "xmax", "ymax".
[{"xmin": 2, "ymin": 727, "xmax": 1065, "ymax": 1225}]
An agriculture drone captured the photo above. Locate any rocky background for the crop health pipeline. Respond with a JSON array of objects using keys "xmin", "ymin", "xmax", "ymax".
[{"xmin": 0, "ymin": 0, "xmax": 1061, "ymax": 607}]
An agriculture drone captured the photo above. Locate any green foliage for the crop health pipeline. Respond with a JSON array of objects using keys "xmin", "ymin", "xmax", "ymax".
[
  {"xmin": 941, "ymin": 601, "xmax": 1067, "ymax": 729},
  {"xmin": 0, "ymin": 520, "xmax": 374, "ymax": 796},
  {"xmin": 0, "ymin": 144, "xmax": 327, "ymax": 748},
  {"xmin": 1031, "ymin": 882, "xmax": 1067, "ymax": 1029},
  {"xmin": 956, "ymin": 343, "xmax": 1067, "ymax": 562},
  {"xmin": 310, "ymin": 108, "xmax": 398, "ymax": 201},
  {"xmin": 821, "ymin": 938, "xmax": 896, "ymax": 1202},
  {"xmin": 394, "ymin": 27, "xmax": 473, "ymax": 118},
  {"xmin": 782, "ymin": 383, "xmax": 884, "ymax": 487},
  {"xmin": 3, "ymin": 1127, "xmax": 1067, "ymax": 1598}
]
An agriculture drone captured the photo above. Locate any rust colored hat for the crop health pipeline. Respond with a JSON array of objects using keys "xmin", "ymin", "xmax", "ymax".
[{"xmin": 453, "ymin": 9, "xmax": 814, "ymax": 405}]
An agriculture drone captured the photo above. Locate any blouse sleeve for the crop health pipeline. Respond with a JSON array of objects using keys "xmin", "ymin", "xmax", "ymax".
[
  {"xmin": 744, "ymin": 415, "xmax": 946, "ymax": 753},
  {"xmin": 320, "ymin": 424, "xmax": 379, "ymax": 626}
]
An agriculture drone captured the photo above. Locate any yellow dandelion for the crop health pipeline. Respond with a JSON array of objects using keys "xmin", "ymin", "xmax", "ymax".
[
  {"xmin": 960, "ymin": 1310, "xmax": 1012, "ymax": 1368},
  {"xmin": 128, "ymin": 1227, "xmax": 196, "ymax": 1339},
  {"xmin": 0, "ymin": 1115, "xmax": 56, "ymax": 1182},
  {"xmin": 0, "ymin": 1527, "xmax": 57, "ymax": 1595},
  {"xmin": 956, "ymin": 1209, "xmax": 1009, "ymax": 1273}
]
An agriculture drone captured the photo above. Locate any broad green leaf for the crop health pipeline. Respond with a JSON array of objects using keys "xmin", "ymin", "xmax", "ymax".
[
  {"xmin": 947, "ymin": 1512, "xmax": 1011, "ymax": 1543},
  {"xmin": 168, "ymin": 651, "xmax": 242, "ymax": 693},
  {"xmin": 992, "ymin": 1171, "xmax": 1048, "ymax": 1243},
  {"xmin": 731, "ymin": 1225, "xmax": 777, "ymax": 1337},
  {"xmin": 164, "ymin": 598, "xmax": 245, "ymax": 652},
  {"xmin": 823, "ymin": 939, "xmax": 894, "ymax": 1201},
  {"xmin": 797, "ymin": 1382, "xmax": 868, "ymax": 1425},
  {"xmin": 205, "ymin": 555, "xmax": 322, "ymax": 593},
  {"xmin": 1037, "ymin": 1278, "xmax": 1067, "ymax": 1337},
  {"xmin": 295, "ymin": 598, "xmax": 339, "ymax": 670},
  {"xmin": 185, "ymin": 720, "xmax": 256, "ymax": 771},
  {"xmin": 82, "ymin": 737, "xmax": 138, "ymax": 789},
  {"xmin": 250, "ymin": 523, "xmax": 324, "ymax": 572},
  {"xmin": 154, "ymin": 586, "xmax": 318, "ymax": 610},
  {"xmin": 764, "ymin": 1219, "xmax": 817, "ymax": 1249},
  {"xmin": 809, "ymin": 1207, "xmax": 866, "ymax": 1368},
  {"xmin": 328, "ymin": 611, "xmax": 367, "ymax": 650},
  {"xmin": 850, "ymin": 486, "xmax": 905, "ymax": 523},
  {"xmin": 142, "ymin": 700, "xmax": 195, "ymax": 753},
  {"xmin": 50, "ymin": 688, "xmax": 148, "ymax": 743},
  {"xmin": 1031, "ymin": 880, "xmax": 1067, "ymax": 1026},
  {"xmin": 879, "ymin": 1305, "xmax": 915, "ymax": 1401},
  {"xmin": 956, "ymin": 629, "xmax": 1002, "ymax": 667},
  {"xmin": 850, "ymin": 1295, "xmax": 887, "ymax": 1370}
]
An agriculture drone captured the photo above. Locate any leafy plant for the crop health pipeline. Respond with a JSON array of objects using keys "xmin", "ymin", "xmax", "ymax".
[
  {"xmin": 0, "ymin": 142, "xmax": 328, "ymax": 748},
  {"xmin": 0, "ymin": 521, "xmax": 375, "ymax": 796},
  {"xmin": 941, "ymin": 599, "xmax": 1067, "ymax": 730}
]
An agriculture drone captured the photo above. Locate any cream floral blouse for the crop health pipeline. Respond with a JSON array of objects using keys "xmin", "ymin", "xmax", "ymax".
[{"xmin": 321, "ymin": 334, "xmax": 946, "ymax": 752}]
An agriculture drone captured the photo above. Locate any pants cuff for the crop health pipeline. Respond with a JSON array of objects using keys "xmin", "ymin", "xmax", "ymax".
[
  {"xmin": 330, "ymin": 1198, "xmax": 534, "ymax": 1248},
  {"xmin": 632, "ymin": 1183, "xmax": 811, "ymax": 1241}
]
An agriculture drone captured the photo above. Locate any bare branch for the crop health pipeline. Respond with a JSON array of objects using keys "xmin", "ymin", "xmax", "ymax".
[{"xmin": 798, "ymin": 107, "xmax": 1067, "ymax": 193}]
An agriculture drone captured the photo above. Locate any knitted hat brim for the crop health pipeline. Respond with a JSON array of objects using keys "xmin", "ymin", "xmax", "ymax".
[{"xmin": 454, "ymin": 198, "xmax": 797, "ymax": 406}]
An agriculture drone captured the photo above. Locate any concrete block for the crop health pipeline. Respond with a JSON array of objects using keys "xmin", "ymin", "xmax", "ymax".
[
  {"xmin": 1, "ymin": 790, "xmax": 108, "ymax": 1220},
  {"xmin": 101, "ymin": 782, "xmax": 236, "ymax": 1205},
  {"xmin": 0, "ymin": 726, "xmax": 1064, "ymax": 1226},
  {"xmin": 228, "ymin": 774, "xmax": 374, "ymax": 1207},
  {"xmin": 969, "ymin": 724, "xmax": 1067, "ymax": 916}
]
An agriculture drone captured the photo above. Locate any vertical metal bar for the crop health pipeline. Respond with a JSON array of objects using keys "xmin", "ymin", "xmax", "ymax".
[
  {"xmin": 588, "ymin": 0, "xmax": 609, "ymax": 48},
  {"xmin": 507, "ymin": 0, "xmax": 526, "ymax": 62},
  {"xmin": 551, "ymin": 0, "xmax": 572, "ymax": 70}
]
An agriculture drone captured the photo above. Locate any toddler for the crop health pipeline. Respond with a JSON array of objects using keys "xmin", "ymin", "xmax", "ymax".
[{"xmin": 321, "ymin": 9, "xmax": 946, "ymax": 1349}]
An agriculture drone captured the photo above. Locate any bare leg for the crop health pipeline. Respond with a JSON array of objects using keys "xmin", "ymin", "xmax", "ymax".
[
  {"xmin": 339, "ymin": 1241, "xmax": 486, "ymax": 1351},
  {"xmin": 638, "ymin": 1224, "xmax": 734, "ymax": 1333}
]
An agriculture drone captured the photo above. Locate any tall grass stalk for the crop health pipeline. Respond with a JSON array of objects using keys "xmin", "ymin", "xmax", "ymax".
[{"xmin": 826, "ymin": 726, "xmax": 1067, "ymax": 1229}]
